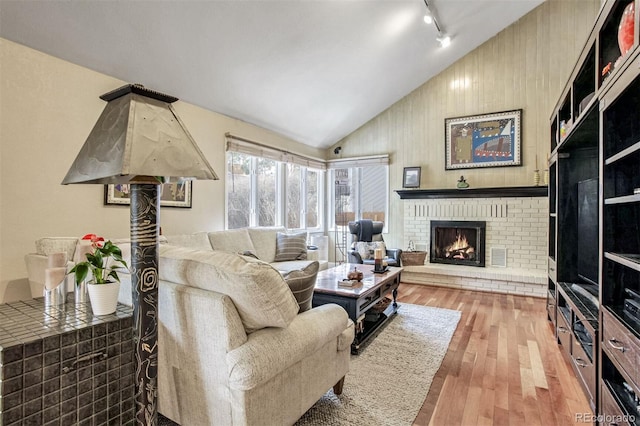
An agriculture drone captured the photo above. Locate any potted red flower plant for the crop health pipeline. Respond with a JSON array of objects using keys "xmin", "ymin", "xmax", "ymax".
[{"xmin": 70, "ymin": 234, "xmax": 128, "ymax": 315}]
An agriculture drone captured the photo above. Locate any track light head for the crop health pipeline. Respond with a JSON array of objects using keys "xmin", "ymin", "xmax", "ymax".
[{"xmin": 437, "ymin": 35, "xmax": 451, "ymax": 48}]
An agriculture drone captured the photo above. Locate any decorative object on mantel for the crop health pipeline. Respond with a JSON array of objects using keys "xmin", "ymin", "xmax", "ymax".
[
  {"xmin": 456, "ymin": 175, "xmax": 469, "ymax": 189},
  {"xmin": 445, "ymin": 109, "xmax": 522, "ymax": 170},
  {"xmin": 402, "ymin": 166, "xmax": 421, "ymax": 188},
  {"xmin": 62, "ymin": 83, "xmax": 218, "ymax": 425},
  {"xmin": 70, "ymin": 234, "xmax": 128, "ymax": 316}
]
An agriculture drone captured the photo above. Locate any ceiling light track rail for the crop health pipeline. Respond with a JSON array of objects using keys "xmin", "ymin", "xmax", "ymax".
[{"xmin": 422, "ymin": 0, "xmax": 450, "ymax": 47}]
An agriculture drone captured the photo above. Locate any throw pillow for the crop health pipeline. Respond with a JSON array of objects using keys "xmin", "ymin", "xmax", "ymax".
[
  {"xmin": 274, "ymin": 232, "xmax": 307, "ymax": 262},
  {"xmin": 159, "ymin": 245, "xmax": 299, "ymax": 332},
  {"xmin": 355, "ymin": 241, "xmax": 386, "ymax": 260},
  {"xmin": 283, "ymin": 261, "xmax": 319, "ymax": 313}
]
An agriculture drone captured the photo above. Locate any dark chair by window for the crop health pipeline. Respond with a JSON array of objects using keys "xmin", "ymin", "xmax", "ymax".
[{"xmin": 347, "ymin": 220, "xmax": 402, "ymax": 267}]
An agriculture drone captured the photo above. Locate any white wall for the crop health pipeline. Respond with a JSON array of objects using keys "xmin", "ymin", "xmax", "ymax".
[{"xmin": 0, "ymin": 38, "xmax": 325, "ymax": 302}]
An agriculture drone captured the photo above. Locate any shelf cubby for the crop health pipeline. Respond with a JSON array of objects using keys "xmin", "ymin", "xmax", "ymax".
[{"xmin": 599, "ymin": 0, "xmax": 637, "ymax": 88}]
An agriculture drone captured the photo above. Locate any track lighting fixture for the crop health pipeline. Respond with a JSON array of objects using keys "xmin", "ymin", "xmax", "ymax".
[
  {"xmin": 437, "ymin": 35, "xmax": 451, "ymax": 48},
  {"xmin": 422, "ymin": 0, "xmax": 450, "ymax": 48}
]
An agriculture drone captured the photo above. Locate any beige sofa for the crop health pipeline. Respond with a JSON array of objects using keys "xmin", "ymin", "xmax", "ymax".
[
  {"xmin": 24, "ymin": 227, "xmax": 327, "ymax": 298},
  {"xmin": 163, "ymin": 227, "xmax": 329, "ymax": 273},
  {"xmin": 24, "ymin": 230, "xmax": 352, "ymax": 425},
  {"xmin": 120, "ymin": 245, "xmax": 354, "ymax": 425}
]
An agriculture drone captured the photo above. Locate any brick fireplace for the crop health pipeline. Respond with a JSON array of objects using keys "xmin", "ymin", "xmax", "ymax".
[{"xmin": 397, "ymin": 187, "xmax": 548, "ymax": 297}]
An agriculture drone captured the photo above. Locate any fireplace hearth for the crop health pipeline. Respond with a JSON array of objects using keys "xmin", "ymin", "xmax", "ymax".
[{"xmin": 430, "ymin": 220, "xmax": 486, "ymax": 267}]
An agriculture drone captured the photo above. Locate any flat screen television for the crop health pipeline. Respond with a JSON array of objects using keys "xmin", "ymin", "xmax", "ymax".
[{"xmin": 577, "ymin": 178, "xmax": 599, "ymax": 288}]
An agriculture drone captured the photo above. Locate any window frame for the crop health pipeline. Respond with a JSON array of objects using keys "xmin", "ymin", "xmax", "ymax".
[
  {"xmin": 328, "ymin": 164, "xmax": 389, "ymax": 232},
  {"xmin": 226, "ymin": 151, "xmax": 325, "ymax": 232}
]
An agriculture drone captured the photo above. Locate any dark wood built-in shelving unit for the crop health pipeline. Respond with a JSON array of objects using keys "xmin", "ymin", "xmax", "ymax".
[{"xmin": 549, "ymin": 0, "xmax": 640, "ymax": 419}]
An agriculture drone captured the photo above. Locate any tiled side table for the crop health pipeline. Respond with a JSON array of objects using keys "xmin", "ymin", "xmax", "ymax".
[{"xmin": 0, "ymin": 296, "xmax": 135, "ymax": 426}]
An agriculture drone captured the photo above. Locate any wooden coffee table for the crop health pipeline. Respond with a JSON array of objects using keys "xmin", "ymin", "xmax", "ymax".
[{"xmin": 312, "ymin": 263, "xmax": 402, "ymax": 354}]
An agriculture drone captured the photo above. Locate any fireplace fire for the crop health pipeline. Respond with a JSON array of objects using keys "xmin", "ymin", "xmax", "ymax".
[{"xmin": 430, "ymin": 220, "xmax": 486, "ymax": 267}]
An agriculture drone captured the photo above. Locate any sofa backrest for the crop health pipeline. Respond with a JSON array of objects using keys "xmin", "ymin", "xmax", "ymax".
[
  {"xmin": 247, "ymin": 227, "xmax": 285, "ymax": 263},
  {"xmin": 164, "ymin": 232, "xmax": 212, "ymax": 251},
  {"xmin": 207, "ymin": 229, "xmax": 255, "ymax": 255},
  {"xmin": 158, "ymin": 244, "xmax": 299, "ymax": 333}
]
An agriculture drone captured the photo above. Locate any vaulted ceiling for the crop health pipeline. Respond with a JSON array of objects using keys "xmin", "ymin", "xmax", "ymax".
[{"xmin": 0, "ymin": 0, "xmax": 544, "ymax": 149}]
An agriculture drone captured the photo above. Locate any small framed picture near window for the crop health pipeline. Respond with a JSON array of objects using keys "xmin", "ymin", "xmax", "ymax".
[{"xmin": 403, "ymin": 167, "xmax": 421, "ymax": 188}]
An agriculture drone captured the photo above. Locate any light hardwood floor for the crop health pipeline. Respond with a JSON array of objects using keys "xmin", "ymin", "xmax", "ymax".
[{"xmin": 396, "ymin": 283, "xmax": 592, "ymax": 426}]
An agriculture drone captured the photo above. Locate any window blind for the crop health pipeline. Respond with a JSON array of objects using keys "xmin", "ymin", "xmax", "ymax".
[
  {"xmin": 326, "ymin": 154, "xmax": 389, "ymax": 169},
  {"xmin": 225, "ymin": 133, "xmax": 326, "ymax": 170}
]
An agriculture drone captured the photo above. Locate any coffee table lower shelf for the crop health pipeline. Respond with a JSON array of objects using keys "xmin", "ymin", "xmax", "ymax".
[
  {"xmin": 312, "ymin": 263, "xmax": 403, "ymax": 355},
  {"xmin": 353, "ymin": 302, "xmax": 399, "ymax": 354}
]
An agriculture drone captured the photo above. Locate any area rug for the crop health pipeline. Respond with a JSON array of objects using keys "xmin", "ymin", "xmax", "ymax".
[{"xmin": 295, "ymin": 303, "xmax": 461, "ymax": 426}]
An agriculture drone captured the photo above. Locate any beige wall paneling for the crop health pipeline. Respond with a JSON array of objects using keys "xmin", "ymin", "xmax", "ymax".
[{"xmin": 331, "ymin": 0, "xmax": 600, "ymax": 249}]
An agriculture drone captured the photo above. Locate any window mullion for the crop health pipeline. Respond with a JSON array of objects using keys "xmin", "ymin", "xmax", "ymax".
[{"xmin": 300, "ymin": 167, "xmax": 307, "ymax": 229}]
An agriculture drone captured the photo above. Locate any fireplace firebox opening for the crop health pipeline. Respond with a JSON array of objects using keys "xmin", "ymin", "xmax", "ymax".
[{"xmin": 430, "ymin": 220, "xmax": 486, "ymax": 267}]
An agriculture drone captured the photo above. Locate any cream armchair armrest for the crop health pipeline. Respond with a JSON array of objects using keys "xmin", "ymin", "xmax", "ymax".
[
  {"xmin": 25, "ymin": 253, "xmax": 49, "ymax": 298},
  {"xmin": 24, "ymin": 254, "xmax": 75, "ymax": 298},
  {"xmin": 227, "ymin": 304, "xmax": 354, "ymax": 391}
]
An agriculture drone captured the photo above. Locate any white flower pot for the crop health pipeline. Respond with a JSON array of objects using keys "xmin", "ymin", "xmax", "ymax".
[{"xmin": 87, "ymin": 281, "xmax": 120, "ymax": 315}]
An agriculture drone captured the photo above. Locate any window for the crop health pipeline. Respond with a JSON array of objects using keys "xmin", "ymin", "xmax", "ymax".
[
  {"xmin": 286, "ymin": 164, "xmax": 301, "ymax": 229},
  {"xmin": 329, "ymin": 161, "xmax": 389, "ymax": 230},
  {"xmin": 257, "ymin": 158, "xmax": 278, "ymax": 226},
  {"xmin": 226, "ymin": 151, "xmax": 324, "ymax": 231},
  {"xmin": 305, "ymin": 169, "xmax": 320, "ymax": 228},
  {"xmin": 227, "ymin": 152, "xmax": 251, "ymax": 229},
  {"xmin": 360, "ymin": 166, "xmax": 387, "ymax": 222}
]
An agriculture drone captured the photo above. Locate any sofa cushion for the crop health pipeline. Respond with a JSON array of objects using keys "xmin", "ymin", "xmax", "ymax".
[
  {"xmin": 165, "ymin": 232, "xmax": 212, "ymax": 250},
  {"xmin": 159, "ymin": 245, "xmax": 298, "ymax": 332},
  {"xmin": 247, "ymin": 227, "xmax": 285, "ymax": 262},
  {"xmin": 271, "ymin": 260, "xmax": 318, "ymax": 274},
  {"xmin": 274, "ymin": 232, "xmax": 307, "ymax": 262},
  {"xmin": 208, "ymin": 229, "xmax": 255, "ymax": 255},
  {"xmin": 282, "ymin": 261, "xmax": 319, "ymax": 313},
  {"xmin": 35, "ymin": 237, "xmax": 78, "ymax": 259}
]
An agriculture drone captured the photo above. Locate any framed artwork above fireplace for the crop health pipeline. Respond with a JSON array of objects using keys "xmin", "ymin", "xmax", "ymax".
[{"xmin": 445, "ymin": 109, "xmax": 522, "ymax": 170}]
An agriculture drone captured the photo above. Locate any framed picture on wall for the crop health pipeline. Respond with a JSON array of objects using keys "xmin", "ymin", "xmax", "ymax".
[
  {"xmin": 104, "ymin": 182, "xmax": 192, "ymax": 208},
  {"xmin": 402, "ymin": 167, "xmax": 421, "ymax": 188},
  {"xmin": 445, "ymin": 109, "xmax": 522, "ymax": 170}
]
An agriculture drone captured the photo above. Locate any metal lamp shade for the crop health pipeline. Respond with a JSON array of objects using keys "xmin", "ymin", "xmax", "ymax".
[{"xmin": 62, "ymin": 84, "xmax": 218, "ymax": 185}]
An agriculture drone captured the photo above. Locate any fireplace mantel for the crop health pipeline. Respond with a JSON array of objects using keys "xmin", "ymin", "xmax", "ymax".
[{"xmin": 395, "ymin": 185, "xmax": 547, "ymax": 200}]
